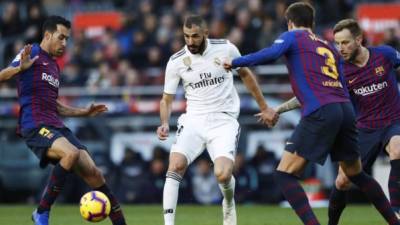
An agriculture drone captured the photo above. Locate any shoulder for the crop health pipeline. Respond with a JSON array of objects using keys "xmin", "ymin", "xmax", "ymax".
[
  {"xmin": 169, "ymin": 48, "xmax": 187, "ymax": 61},
  {"xmin": 371, "ymin": 45, "xmax": 397, "ymax": 58},
  {"xmin": 209, "ymin": 39, "xmax": 228, "ymax": 45}
]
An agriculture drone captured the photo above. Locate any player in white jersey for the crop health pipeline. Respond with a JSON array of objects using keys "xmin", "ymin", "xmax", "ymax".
[{"xmin": 157, "ymin": 15, "xmax": 278, "ymax": 225}]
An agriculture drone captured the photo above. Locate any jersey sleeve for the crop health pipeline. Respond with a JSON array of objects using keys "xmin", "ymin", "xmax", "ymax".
[
  {"xmin": 9, "ymin": 44, "xmax": 40, "ymax": 67},
  {"xmin": 163, "ymin": 59, "xmax": 180, "ymax": 94},
  {"xmin": 379, "ymin": 45, "xmax": 400, "ymax": 69},
  {"xmin": 227, "ymin": 40, "xmax": 242, "ymax": 71},
  {"xmin": 231, "ymin": 31, "xmax": 294, "ymax": 68}
]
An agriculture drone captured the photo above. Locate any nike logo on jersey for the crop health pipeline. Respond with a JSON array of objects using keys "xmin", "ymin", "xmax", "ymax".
[
  {"xmin": 42, "ymin": 62, "xmax": 49, "ymax": 66},
  {"xmin": 348, "ymin": 77, "xmax": 358, "ymax": 84}
]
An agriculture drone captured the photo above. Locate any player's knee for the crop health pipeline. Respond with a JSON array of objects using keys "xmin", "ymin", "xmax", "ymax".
[
  {"xmin": 216, "ymin": 172, "xmax": 232, "ymax": 184},
  {"xmin": 335, "ymin": 176, "xmax": 351, "ymax": 191},
  {"xmin": 387, "ymin": 138, "xmax": 400, "ymax": 159},
  {"xmin": 168, "ymin": 160, "xmax": 187, "ymax": 174},
  {"xmin": 65, "ymin": 149, "xmax": 80, "ymax": 165},
  {"xmin": 214, "ymin": 167, "xmax": 232, "ymax": 184}
]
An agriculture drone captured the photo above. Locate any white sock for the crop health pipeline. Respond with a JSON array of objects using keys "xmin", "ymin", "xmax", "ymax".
[
  {"xmin": 163, "ymin": 172, "xmax": 182, "ymax": 225},
  {"xmin": 219, "ymin": 176, "xmax": 235, "ymax": 204}
]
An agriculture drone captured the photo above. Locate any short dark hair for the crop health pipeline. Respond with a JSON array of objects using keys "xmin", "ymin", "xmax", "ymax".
[
  {"xmin": 333, "ymin": 19, "xmax": 362, "ymax": 37},
  {"xmin": 42, "ymin": 15, "xmax": 71, "ymax": 34},
  {"xmin": 285, "ymin": 2, "xmax": 315, "ymax": 28},
  {"xmin": 183, "ymin": 15, "xmax": 206, "ymax": 29}
]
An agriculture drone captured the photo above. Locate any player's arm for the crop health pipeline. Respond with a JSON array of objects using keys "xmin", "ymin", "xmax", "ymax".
[
  {"xmin": 0, "ymin": 44, "xmax": 38, "ymax": 82},
  {"xmin": 237, "ymin": 67, "xmax": 278, "ymax": 127},
  {"xmin": 274, "ymin": 96, "xmax": 301, "ymax": 114},
  {"xmin": 157, "ymin": 59, "xmax": 180, "ymax": 140},
  {"xmin": 56, "ymin": 100, "xmax": 108, "ymax": 117},
  {"xmin": 157, "ymin": 93, "xmax": 174, "ymax": 140},
  {"xmin": 224, "ymin": 32, "xmax": 293, "ymax": 69}
]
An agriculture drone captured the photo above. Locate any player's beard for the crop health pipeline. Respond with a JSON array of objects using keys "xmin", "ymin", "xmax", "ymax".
[
  {"xmin": 188, "ymin": 37, "xmax": 206, "ymax": 55},
  {"xmin": 348, "ymin": 47, "xmax": 360, "ymax": 63}
]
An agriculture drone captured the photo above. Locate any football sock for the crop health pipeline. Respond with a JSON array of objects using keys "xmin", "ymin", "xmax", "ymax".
[
  {"xmin": 275, "ymin": 171, "xmax": 320, "ymax": 225},
  {"xmin": 37, "ymin": 163, "xmax": 70, "ymax": 213},
  {"xmin": 328, "ymin": 186, "xmax": 347, "ymax": 225},
  {"xmin": 218, "ymin": 176, "xmax": 235, "ymax": 205},
  {"xmin": 348, "ymin": 171, "xmax": 400, "ymax": 225},
  {"xmin": 389, "ymin": 159, "xmax": 400, "ymax": 209},
  {"xmin": 163, "ymin": 171, "xmax": 182, "ymax": 225},
  {"xmin": 95, "ymin": 184, "xmax": 126, "ymax": 225}
]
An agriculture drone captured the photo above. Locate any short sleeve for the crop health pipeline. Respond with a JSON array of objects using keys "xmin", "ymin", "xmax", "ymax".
[
  {"xmin": 163, "ymin": 59, "xmax": 180, "ymax": 94},
  {"xmin": 227, "ymin": 40, "xmax": 241, "ymax": 58}
]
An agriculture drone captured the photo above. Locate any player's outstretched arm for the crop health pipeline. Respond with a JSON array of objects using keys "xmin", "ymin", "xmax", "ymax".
[
  {"xmin": 237, "ymin": 67, "xmax": 279, "ymax": 127},
  {"xmin": 274, "ymin": 96, "xmax": 301, "ymax": 114},
  {"xmin": 0, "ymin": 44, "xmax": 38, "ymax": 82},
  {"xmin": 56, "ymin": 99, "xmax": 108, "ymax": 117},
  {"xmin": 157, "ymin": 93, "xmax": 174, "ymax": 140}
]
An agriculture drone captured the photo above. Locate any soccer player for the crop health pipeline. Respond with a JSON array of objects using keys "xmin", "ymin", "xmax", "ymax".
[
  {"xmin": 274, "ymin": 19, "xmax": 400, "ymax": 225},
  {"xmin": 0, "ymin": 16, "xmax": 127, "ymax": 225},
  {"xmin": 327, "ymin": 19, "xmax": 400, "ymax": 225},
  {"xmin": 157, "ymin": 15, "xmax": 277, "ymax": 225},
  {"xmin": 223, "ymin": 2, "xmax": 400, "ymax": 225}
]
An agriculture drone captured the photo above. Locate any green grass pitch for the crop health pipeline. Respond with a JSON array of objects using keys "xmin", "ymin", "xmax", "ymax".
[{"xmin": 0, "ymin": 204, "xmax": 389, "ymax": 225}]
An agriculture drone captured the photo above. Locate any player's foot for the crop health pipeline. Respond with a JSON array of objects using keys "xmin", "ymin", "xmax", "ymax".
[
  {"xmin": 32, "ymin": 209, "xmax": 49, "ymax": 225},
  {"xmin": 222, "ymin": 198, "xmax": 236, "ymax": 225},
  {"xmin": 393, "ymin": 207, "xmax": 400, "ymax": 220}
]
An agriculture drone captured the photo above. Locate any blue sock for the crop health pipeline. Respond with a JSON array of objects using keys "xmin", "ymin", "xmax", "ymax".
[
  {"xmin": 389, "ymin": 159, "xmax": 400, "ymax": 210},
  {"xmin": 328, "ymin": 187, "xmax": 347, "ymax": 225},
  {"xmin": 275, "ymin": 171, "xmax": 320, "ymax": 225}
]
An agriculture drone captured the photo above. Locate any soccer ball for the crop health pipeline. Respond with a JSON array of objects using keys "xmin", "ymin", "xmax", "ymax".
[{"xmin": 80, "ymin": 191, "xmax": 111, "ymax": 222}]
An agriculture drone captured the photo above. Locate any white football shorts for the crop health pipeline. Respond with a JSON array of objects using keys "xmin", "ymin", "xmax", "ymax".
[{"xmin": 171, "ymin": 112, "xmax": 241, "ymax": 164}]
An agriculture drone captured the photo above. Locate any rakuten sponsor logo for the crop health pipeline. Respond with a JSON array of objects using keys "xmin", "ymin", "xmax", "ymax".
[{"xmin": 353, "ymin": 81, "xmax": 388, "ymax": 96}]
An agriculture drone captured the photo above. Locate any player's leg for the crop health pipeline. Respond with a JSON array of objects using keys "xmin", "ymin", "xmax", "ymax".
[
  {"xmin": 72, "ymin": 150, "xmax": 126, "ymax": 225},
  {"xmin": 163, "ymin": 114, "xmax": 205, "ymax": 225},
  {"xmin": 340, "ymin": 159, "xmax": 400, "ymax": 225},
  {"xmin": 163, "ymin": 152, "xmax": 188, "ymax": 225},
  {"xmin": 386, "ymin": 134, "xmax": 400, "ymax": 217},
  {"xmin": 328, "ymin": 167, "xmax": 351, "ymax": 225},
  {"xmin": 275, "ymin": 151, "xmax": 321, "ymax": 225},
  {"xmin": 30, "ymin": 132, "xmax": 81, "ymax": 225},
  {"xmin": 214, "ymin": 157, "xmax": 236, "ymax": 225},
  {"xmin": 206, "ymin": 113, "xmax": 239, "ymax": 225}
]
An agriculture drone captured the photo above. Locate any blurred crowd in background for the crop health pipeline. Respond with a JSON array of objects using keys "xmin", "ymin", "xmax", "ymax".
[
  {"xmin": 0, "ymin": 0, "xmax": 399, "ymax": 204},
  {"xmin": 1, "ymin": 0, "xmax": 399, "ymax": 91}
]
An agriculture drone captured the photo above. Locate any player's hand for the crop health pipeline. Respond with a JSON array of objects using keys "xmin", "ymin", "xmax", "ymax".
[
  {"xmin": 19, "ymin": 44, "xmax": 39, "ymax": 72},
  {"xmin": 85, "ymin": 103, "xmax": 108, "ymax": 116},
  {"xmin": 157, "ymin": 124, "xmax": 169, "ymax": 140},
  {"xmin": 222, "ymin": 58, "xmax": 233, "ymax": 70},
  {"xmin": 255, "ymin": 107, "xmax": 279, "ymax": 128}
]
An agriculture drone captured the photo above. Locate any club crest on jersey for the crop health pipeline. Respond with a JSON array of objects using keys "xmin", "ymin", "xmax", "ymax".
[
  {"xmin": 214, "ymin": 57, "xmax": 221, "ymax": 66},
  {"xmin": 375, "ymin": 66, "xmax": 385, "ymax": 76},
  {"xmin": 183, "ymin": 56, "xmax": 192, "ymax": 72}
]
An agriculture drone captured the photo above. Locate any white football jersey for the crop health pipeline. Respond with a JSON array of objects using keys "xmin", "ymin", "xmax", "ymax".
[{"xmin": 164, "ymin": 39, "xmax": 241, "ymax": 118}]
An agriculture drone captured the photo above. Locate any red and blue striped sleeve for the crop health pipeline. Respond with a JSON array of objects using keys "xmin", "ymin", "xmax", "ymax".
[{"xmin": 232, "ymin": 31, "xmax": 294, "ymax": 68}]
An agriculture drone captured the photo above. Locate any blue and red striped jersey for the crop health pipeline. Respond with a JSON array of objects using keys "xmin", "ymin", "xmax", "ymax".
[
  {"xmin": 343, "ymin": 45, "xmax": 400, "ymax": 129},
  {"xmin": 11, "ymin": 44, "xmax": 64, "ymax": 132},
  {"xmin": 232, "ymin": 30, "xmax": 349, "ymax": 116}
]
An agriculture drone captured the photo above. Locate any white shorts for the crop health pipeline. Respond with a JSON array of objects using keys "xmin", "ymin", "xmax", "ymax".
[{"xmin": 171, "ymin": 112, "xmax": 240, "ymax": 164}]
